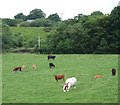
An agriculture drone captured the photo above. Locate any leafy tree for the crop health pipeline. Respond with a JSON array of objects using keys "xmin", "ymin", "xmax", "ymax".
[
  {"xmin": 95, "ymin": 38, "xmax": 108, "ymax": 54},
  {"xmin": 27, "ymin": 8, "xmax": 46, "ymax": 20},
  {"xmin": 2, "ymin": 24, "xmax": 14, "ymax": 49},
  {"xmin": 29, "ymin": 18, "xmax": 55, "ymax": 27},
  {"xmin": 12, "ymin": 32, "xmax": 24, "ymax": 47},
  {"xmin": 90, "ymin": 11, "xmax": 104, "ymax": 16},
  {"xmin": 2, "ymin": 18, "xmax": 18, "ymax": 27},
  {"xmin": 14, "ymin": 13, "xmax": 26, "ymax": 20},
  {"xmin": 48, "ymin": 13, "xmax": 61, "ymax": 22},
  {"xmin": 109, "ymin": 6, "xmax": 120, "ymax": 53},
  {"xmin": 110, "ymin": 6, "xmax": 120, "ymax": 30}
]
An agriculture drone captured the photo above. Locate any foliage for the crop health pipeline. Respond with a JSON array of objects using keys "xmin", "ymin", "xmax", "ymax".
[
  {"xmin": 14, "ymin": 13, "xmax": 27, "ymax": 21},
  {"xmin": 45, "ymin": 7, "xmax": 119, "ymax": 54},
  {"xmin": 48, "ymin": 13, "xmax": 61, "ymax": 22},
  {"xmin": 2, "ymin": 24, "xmax": 25, "ymax": 50},
  {"xmin": 19, "ymin": 21, "xmax": 30, "ymax": 27},
  {"xmin": 27, "ymin": 8, "xmax": 46, "ymax": 20},
  {"xmin": 109, "ymin": 6, "xmax": 120, "ymax": 53},
  {"xmin": 2, "ymin": 6, "xmax": 119, "ymax": 54},
  {"xmin": 2, "ymin": 24, "xmax": 14, "ymax": 49},
  {"xmin": 12, "ymin": 32, "xmax": 24, "ymax": 47},
  {"xmin": 29, "ymin": 18, "xmax": 55, "ymax": 27},
  {"xmin": 9, "ymin": 27, "xmax": 49, "ymax": 50},
  {"xmin": 2, "ymin": 18, "xmax": 22, "ymax": 27}
]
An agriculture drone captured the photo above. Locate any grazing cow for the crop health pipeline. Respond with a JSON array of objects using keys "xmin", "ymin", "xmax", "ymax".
[
  {"xmin": 62, "ymin": 77, "xmax": 77, "ymax": 92},
  {"xmin": 94, "ymin": 74, "xmax": 101, "ymax": 79},
  {"xmin": 13, "ymin": 67, "xmax": 22, "ymax": 72},
  {"xmin": 23, "ymin": 65, "xmax": 25, "ymax": 71},
  {"xmin": 32, "ymin": 65, "xmax": 36, "ymax": 70},
  {"xmin": 49, "ymin": 63, "xmax": 55, "ymax": 68},
  {"xmin": 54, "ymin": 74, "xmax": 65, "ymax": 83},
  {"xmin": 48, "ymin": 55, "xmax": 56, "ymax": 60},
  {"xmin": 112, "ymin": 68, "xmax": 116, "ymax": 76}
]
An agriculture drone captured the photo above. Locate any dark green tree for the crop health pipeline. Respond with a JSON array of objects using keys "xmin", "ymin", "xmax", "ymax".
[
  {"xmin": 109, "ymin": 6, "xmax": 120, "ymax": 53},
  {"xmin": 14, "ymin": 13, "xmax": 26, "ymax": 20},
  {"xmin": 2, "ymin": 18, "xmax": 18, "ymax": 27},
  {"xmin": 90, "ymin": 11, "xmax": 104, "ymax": 16},
  {"xmin": 29, "ymin": 18, "xmax": 55, "ymax": 27},
  {"xmin": 48, "ymin": 13, "xmax": 61, "ymax": 22},
  {"xmin": 2, "ymin": 24, "xmax": 14, "ymax": 49},
  {"xmin": 27, "ymin": 8, "xmax": 46, "ymax": 20}
]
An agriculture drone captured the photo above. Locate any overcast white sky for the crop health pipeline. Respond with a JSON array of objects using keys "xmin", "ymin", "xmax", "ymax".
[{"xmin": 0, "ymin": 0, "xmax": 119, "ymax": 20}]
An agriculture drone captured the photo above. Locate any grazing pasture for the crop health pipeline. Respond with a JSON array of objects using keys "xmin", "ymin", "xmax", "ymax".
[
  {"xmin": 10, "ymin": 27, "xmax": 48, "ymax": 40},
  {"xmin": 2, "ymin": 53, "xmax": 118, "ymax": 103}
]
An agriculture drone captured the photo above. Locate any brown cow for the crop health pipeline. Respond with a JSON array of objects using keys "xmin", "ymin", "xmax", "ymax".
[
  {"xmin": 54, "ymin": 74, "xmax": 65, "ymax": 83},
  {"xmin": 13, "ymin": 67, "xmax": 22, "ymax": 72}
]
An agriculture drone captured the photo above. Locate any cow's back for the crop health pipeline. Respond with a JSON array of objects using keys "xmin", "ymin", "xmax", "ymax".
[{"xmin": 66, "ymin": 77, "xmax": 77, "ymax": 86}]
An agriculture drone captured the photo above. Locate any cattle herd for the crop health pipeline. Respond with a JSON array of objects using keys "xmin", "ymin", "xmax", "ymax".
[{"xmin": 12, "ymin": 55, "xmax": 117, "ymax": 92}]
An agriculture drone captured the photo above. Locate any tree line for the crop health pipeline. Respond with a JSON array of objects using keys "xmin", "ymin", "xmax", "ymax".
[
  {"xmin": 2, "ymin": 8, "xmax": 61, "ymax": 27},
  {"xmin": 2, "ymin": 6, "xmax": 120, "ymax": 54}
]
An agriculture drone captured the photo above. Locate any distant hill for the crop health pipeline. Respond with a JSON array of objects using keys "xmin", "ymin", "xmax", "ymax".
[{"xmin": 10, "ymin": 27, "xmax": 49, "ymax": 41}]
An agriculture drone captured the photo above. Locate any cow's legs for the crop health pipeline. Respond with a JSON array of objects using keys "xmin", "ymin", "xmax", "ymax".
[
  {"xmin": 74, "ymin": 85, "xmax": 76, "ymax": 89},
  {"xmin": 67, "ymin": 85, "xmax": 70, "ymax": 91},
  {"xmin": 63, "ymin": 77, "xmax": 65, "ymax": 82}
]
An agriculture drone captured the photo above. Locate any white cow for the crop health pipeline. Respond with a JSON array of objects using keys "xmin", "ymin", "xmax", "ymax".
[{"xmin": 62, "ymin": 77, "xmax": 77, "ymax": 92}]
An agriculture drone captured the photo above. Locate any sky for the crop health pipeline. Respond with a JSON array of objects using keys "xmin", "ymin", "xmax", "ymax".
[{"xmin": 0, "ymin": 0, "xmax": 119, "ymax": 20}]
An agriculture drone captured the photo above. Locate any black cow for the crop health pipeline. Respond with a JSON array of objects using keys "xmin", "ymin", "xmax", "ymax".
[
  {"xmin": 48, "ymin": 55, "xmax": 56, "ymax": 60},
  {"xmin": 112, "ymin": 68, "xmax": 116, "ymax": 76},
  {"xmin": 49, "ymin": 63, "xmax": 55, "ymax": 68}
]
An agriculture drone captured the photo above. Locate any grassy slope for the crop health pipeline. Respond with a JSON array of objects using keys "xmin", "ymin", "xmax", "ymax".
[
  {"xmin": 10, "ymin": 27, "xmax": 49, "ymax": 41},
  {"xmin": 2, "ymin": 53, "xmax": 118, "ymax": 103}
]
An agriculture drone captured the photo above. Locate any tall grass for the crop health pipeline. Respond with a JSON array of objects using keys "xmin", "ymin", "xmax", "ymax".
[{"xmin": 2, "ymin": 53, "xmax": 118, "ymax": 103}]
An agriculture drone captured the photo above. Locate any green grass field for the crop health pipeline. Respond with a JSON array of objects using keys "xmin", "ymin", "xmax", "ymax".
[
  {"xmin": 10, "ymin": 27, "xmax": 49, "ymax": 40},
  {"xmin": 2, "ymin": 53, "xmax": 118, "ymax": 103}
]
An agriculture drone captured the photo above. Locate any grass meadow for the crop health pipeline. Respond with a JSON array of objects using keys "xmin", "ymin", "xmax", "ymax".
[
  {"xmin": 10, "ymin": 27, "xmax": 49, "ymax": 40},
  {"xmin": 2, "ymin": 53, "xmax": 118, "ymax": 103}
]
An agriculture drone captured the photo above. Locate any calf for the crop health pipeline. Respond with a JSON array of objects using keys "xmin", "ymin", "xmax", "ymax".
[
  {"xmin": 48, "ymin": 55, "xmax": 56, "ymax": 60},
  {"xmin": 13, "ymin": 67, "xmax": 22, "ymax": 72},
  {"xmin": 49, "ymin": 63, "xmax": 55, "ymax": 68},
  {"xmin": 94, "ymin": 74, "xmax": 101, "ymax": 79},
  {"xmin": 62, "ymin": 77, "xmax": 77, "ymax": 92},
  {"xmin": 54, "ymin": 74, "xmax": 65, "ymax": 83},
  {"xmin": 23, "ymin": 65, "xmax": 25, "ymax": 71},
  {"xmin": 32, "ymin": 65, "xmax": 36, "ymax": 70},
  {"xmin": 112, "ymin": 68, "xmax": 116, "ymax": 76}
]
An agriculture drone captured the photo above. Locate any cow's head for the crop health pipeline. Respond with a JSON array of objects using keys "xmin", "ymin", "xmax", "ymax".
[{"xmin": 62, "ymin": 85, "xmax": 68, "ymax": 92}]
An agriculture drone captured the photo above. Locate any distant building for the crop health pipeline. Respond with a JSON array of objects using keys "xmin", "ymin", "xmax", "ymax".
[
  {"xmin": 27, "ymin": 20, "xmax": 35, "ymax": 22},
  {"xmin": 118, "ymin": 1, "xmax": 120, "ymax": 6}
]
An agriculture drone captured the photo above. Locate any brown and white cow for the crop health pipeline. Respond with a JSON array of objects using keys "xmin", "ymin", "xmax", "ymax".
[
  {"xmin": 13, "ymin": 67, "xmax": 22, "ymax": 72},
  {"xmin": 62, "ymin": 77, "xmax": 77, "ymax": 92}
]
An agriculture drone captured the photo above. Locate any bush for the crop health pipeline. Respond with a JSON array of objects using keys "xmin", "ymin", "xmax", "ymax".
[{"xmin": 20, "ymin": 21, "xmax": 30, "ymax": 27}]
